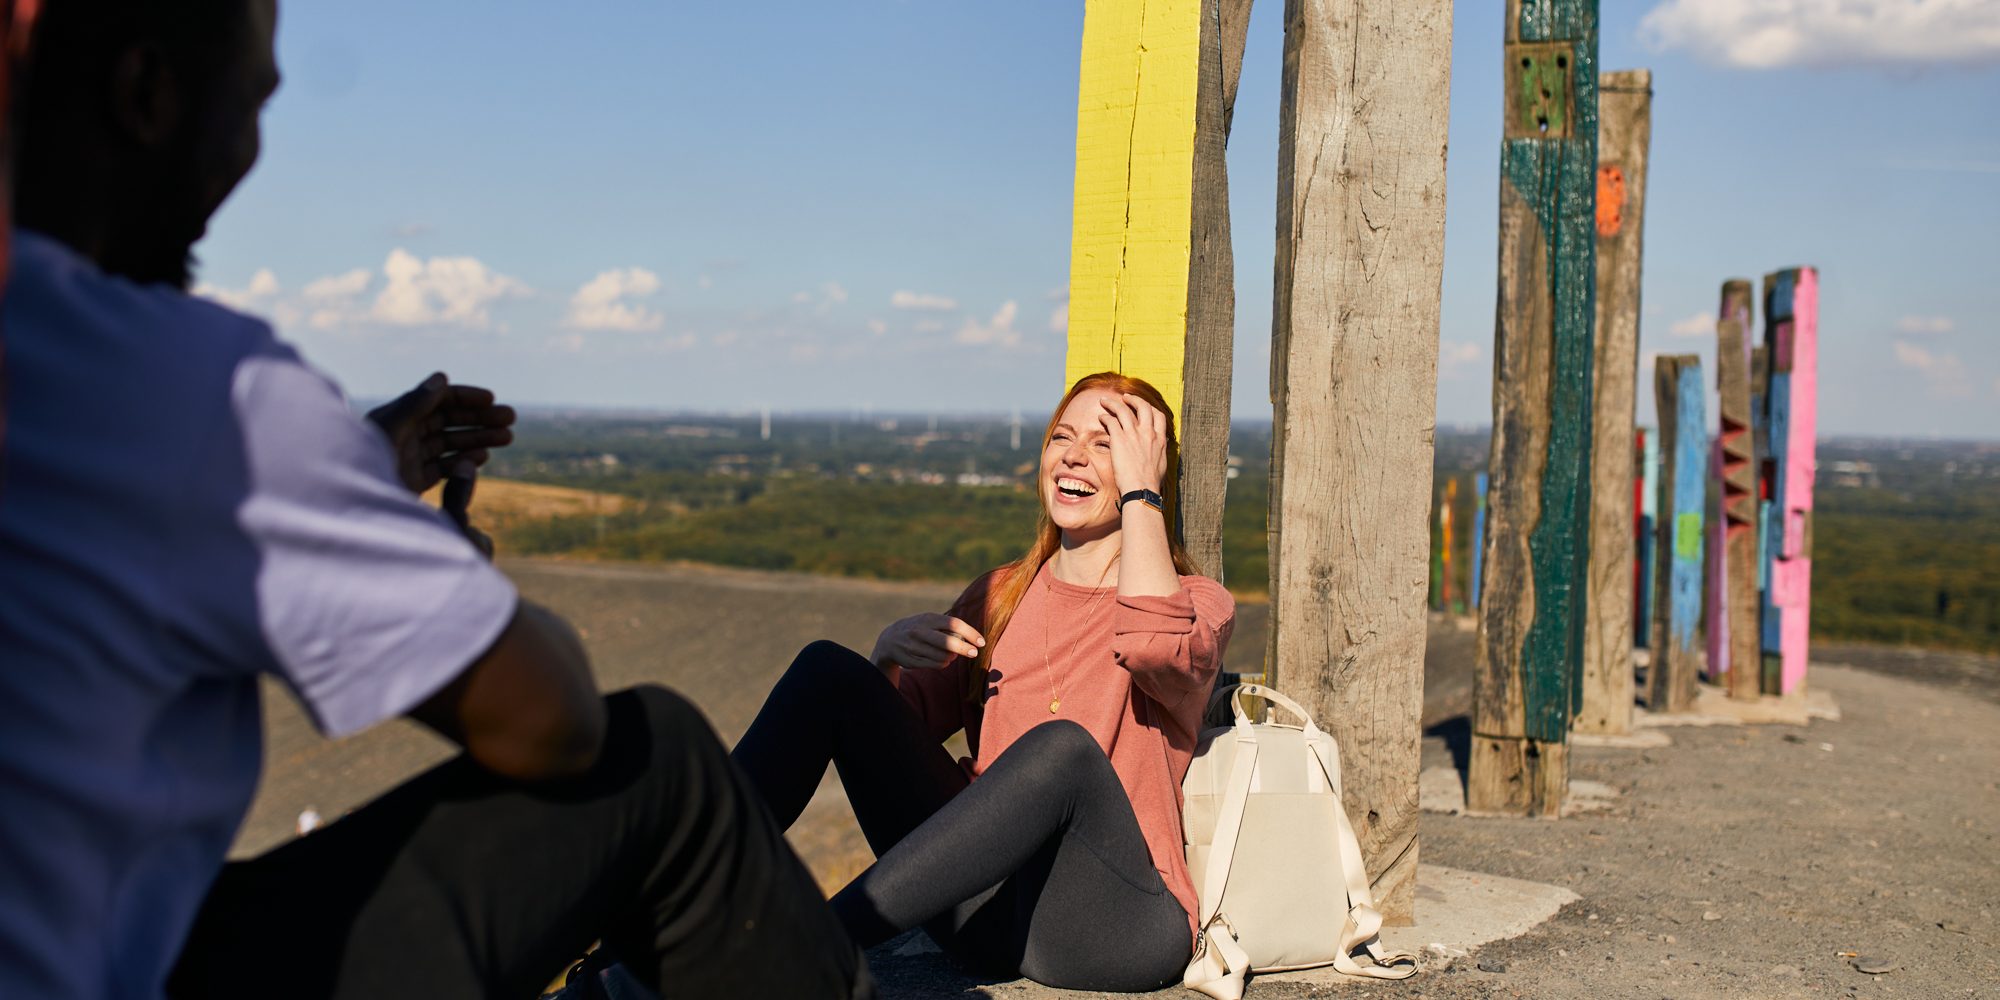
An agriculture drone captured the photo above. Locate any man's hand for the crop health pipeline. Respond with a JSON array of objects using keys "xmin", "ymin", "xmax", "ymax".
[
  {"xmin": 367, "ymin": 372, "xmax": 517, "ymax": 495},
  {"xmin": 442, "ymin": 460, "xmax": 496, "ymax": 559}
]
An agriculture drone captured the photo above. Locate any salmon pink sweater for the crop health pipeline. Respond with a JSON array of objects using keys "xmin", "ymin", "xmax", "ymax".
[{"xmin": 897, "ymin": 562, "xmax": 1236, "ymax": 942}]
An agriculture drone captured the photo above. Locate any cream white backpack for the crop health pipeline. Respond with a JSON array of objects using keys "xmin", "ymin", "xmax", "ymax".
[{"xmin": 1180, "ymin": 683, "xmax": 1417, "ymax": 999}]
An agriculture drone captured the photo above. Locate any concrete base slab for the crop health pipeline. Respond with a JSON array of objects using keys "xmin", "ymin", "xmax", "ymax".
[
  {"xmin": 1636, "ymin": 686, "xmax": 1840, "ymax": 728},
  {"xmin": 1420, "ymin": 767, "xmax": 1622, "ymax": 818},
  {"xmin": 1571, "ymin": 728, "xmax": 1673, "ymax": 748},
  {"xmin": 1560, "ymin": 779, "xmax": 1621, "ymax": 816},
  {"xmin": 1419, "ymin": 765, "xmax": 1467, "ymax": 815},
  {"xmin": 1260, "ymin": 865, "xmax": 1579, "ymax": 984},
  {"xmin": 1636, "ymin": 706, "xmax": 1744, "ymax": 728}
]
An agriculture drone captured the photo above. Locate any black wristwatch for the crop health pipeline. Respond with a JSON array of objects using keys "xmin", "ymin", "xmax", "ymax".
[{"xmin": 1118, "ymin": 489, "xmax": 1165, "ymax": 514}]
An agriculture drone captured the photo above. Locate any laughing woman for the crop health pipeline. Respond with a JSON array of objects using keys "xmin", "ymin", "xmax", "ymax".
[{"xmin": 731, "ymin": 372, "xmax": 1234, "ymax": 992}]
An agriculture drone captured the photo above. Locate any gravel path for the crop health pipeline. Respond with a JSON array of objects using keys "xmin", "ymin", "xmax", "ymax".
[{"xmin": 237, "ymin": 560, "xmax": 1999, "ymax": 999}]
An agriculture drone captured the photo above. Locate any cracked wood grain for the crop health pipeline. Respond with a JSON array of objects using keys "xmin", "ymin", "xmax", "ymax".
[{"xmin": 1267, "ymin": 0, "xmax": 1452, "ymax": 922}]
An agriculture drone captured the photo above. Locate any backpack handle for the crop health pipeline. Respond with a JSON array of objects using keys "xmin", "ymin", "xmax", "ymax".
[{"xmin": 1228, "ymin": 682, "xmax": 1323, "ymax": 738}]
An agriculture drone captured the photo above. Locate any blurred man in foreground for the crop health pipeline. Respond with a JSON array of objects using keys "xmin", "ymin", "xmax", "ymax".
[{"xmin": 0, "ymin": 2, "xmax": 871, "ymax": 997}]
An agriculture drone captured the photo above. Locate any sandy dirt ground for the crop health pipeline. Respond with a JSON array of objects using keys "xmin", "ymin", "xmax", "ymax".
[{"xmin": 238, "ymin": 559, "xmax": 1998, "ymax": 1000}]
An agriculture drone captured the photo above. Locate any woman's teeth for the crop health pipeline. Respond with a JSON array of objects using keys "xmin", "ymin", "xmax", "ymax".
[{"xmin": 1056, "ymin": 477, "xmax": 1097, "ymax": 497}]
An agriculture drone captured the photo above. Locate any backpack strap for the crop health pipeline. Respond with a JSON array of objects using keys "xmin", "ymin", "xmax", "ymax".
[
  {"xmin": 1305, "ymin": 735, "xmax": 1418, "ymax": 980},
  {"xmin": 1184, "ymin": 718, "xmax": 1259, "ymax": 1000},
  {"xmin": 1198, "ymin": 718, "xmax": 1259, "ymax": 927}
]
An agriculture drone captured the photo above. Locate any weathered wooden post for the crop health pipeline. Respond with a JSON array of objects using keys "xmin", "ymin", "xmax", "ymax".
[
  {"xmin": 1430, "ymin": 494, "xmax": 1447, "ymax": 611},
  {"xmin": 1469, "ymin": 472, "xmax": 1488, "ymax": 610},
  {"xmin": 1759, "ymin": 267, "xmax": 1819, "ymax": 695},
  {"xmin": 1469, "ymin": 0, "xmax": 1598, "ymax": 817},
  {"xmin": 1649, "ymin": 356, "xmax": 1706, "ymax": 711},
  {"xmin": 1064, "ymin": 0, "xmax": 1251, "ymax": 577},
  {"xmin": 1442, "ymin": 476, "xmax": 1459, "ymax": 612},
  {"xmin": 1267, "ymin": 0, "xmax": 1453, "ymax": 919},
  {"xmin": 1706, "ymin": 280, "xmax": 1761, "ymax": 698},
  {"xmin": 1576, "ymin": 68, "xmax": 1650, "ymax": 736},
  {"xmin": 1635, "ymin": 428, "xmax": 1657, "ymax": 649}
]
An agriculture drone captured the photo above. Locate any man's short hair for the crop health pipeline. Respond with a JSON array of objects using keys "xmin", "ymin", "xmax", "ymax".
[{"xmin": 18, "ymin": 0, "xmax": 247, "ymax": 122}]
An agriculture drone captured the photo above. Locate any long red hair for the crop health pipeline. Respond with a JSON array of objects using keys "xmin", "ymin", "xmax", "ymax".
[{"xmin": 966, "ymin": 372, "xmax": 1199, "ymax": 700}]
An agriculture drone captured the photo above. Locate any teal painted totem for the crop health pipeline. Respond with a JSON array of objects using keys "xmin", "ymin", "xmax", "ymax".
[{"xmin": 1471, "ymin": 0, "xmax": 1599, "ymax": 816}]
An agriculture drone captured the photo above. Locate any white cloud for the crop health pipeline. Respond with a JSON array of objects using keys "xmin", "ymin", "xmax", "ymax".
[
  {"xmin": 867, "ymin": 318, "xmax": 888, "ymax": 336},
  {"xmin": 1640, "ymin": 0, "xmax": 2000, "ymax": 69},
  {"xmin": 304, "ymin": 268, "xmax": 371, "ymax": 301},
  {"xmin": 565, "ymin": 267, "xmax": 664, "ymax": 332},
  {"xmin": 955, "ymin": 301, "xmax": 1022, "ymax": 348},
  {"xmin": 1896, "ymin": 314, "xmax": 1955, "ymax": 335},
  {"xmin": 1893, "ymin": 338, "xmax": 1971, "ymax": 396},
  {"xmin": 697, "ymin": 274, "xmax": 714, "ymax": 290},
  {"xmin": 1439, "ymin": 340, "xmax": 1481, "ymax": 367},
  {"xmin": 196, "ymin": 268, "xmax": 281, "ymax": 312},
  {"xmin": 794, "ymin": 281, "xmax": 848, "ymax": 316},
  {"xmin": 1049, "ymin": 301, "xmax": 1069, "ymax": 334},
  {"xmin": 292, "ymin": 270, "xmax": 371, "ymax": 331},
  {"xmin": 1668, "ymin": 311, "xmax": 1713, "ymax": 338},
  {"xmin": 372, "ymin": 248, "xmax": 529, "ymax": 329},
  {"xmin": 892, "ymin": 290, "xmax": 958, "ymax": 311}
]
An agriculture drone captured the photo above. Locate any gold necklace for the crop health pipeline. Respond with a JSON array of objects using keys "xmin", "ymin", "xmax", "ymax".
[{"xmin": 1042, "ymin": 556, "xmax": 1116, "ymax": 714}]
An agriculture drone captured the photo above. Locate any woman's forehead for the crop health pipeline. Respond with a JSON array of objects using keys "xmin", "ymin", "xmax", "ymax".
[{"xmin": 1057, "ymin": 388, "xmax": 1118, "ymax": 423}]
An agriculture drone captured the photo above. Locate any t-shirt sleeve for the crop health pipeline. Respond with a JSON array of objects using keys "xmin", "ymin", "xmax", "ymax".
[
  {"xmin": 226, "ymin": 351, "xmax": 518, "ymax": 738},
  {"xmin": 1111, "ymin": 575, "xmax": 1236, "ymax": 710}
]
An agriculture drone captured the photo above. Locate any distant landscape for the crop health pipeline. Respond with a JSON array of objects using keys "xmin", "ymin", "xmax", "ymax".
[{"xmin": 467, "ymin": 413, "xmax": 2000, "ymax": 655}]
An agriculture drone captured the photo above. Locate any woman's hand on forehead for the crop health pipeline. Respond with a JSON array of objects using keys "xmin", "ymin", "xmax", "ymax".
[{"xmin": 1096, "ymin": 394, "xmax": 1168, "ymax": 496}]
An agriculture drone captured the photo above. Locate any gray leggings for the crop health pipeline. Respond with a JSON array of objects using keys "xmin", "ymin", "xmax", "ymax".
[{"xmin": 732, "ymin": 641, "xmax": 1192, "ymax": 993}]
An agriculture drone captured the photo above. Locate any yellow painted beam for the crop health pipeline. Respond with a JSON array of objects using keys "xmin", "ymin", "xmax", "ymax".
[{"xmin": 1065, "ymin": 0, "xmax": 1203, "ymax": 422}]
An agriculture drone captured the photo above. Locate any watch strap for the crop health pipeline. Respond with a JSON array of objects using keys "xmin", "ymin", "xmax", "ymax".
[{"xmin": 1118, "ymin": 489, "xmax": 1165, "ymax": 513}]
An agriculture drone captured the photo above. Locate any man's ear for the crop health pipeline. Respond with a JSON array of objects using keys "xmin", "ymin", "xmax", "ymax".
[{"xmin": 107, "ymin": 42, "xmax": 184, "ymax": 147}]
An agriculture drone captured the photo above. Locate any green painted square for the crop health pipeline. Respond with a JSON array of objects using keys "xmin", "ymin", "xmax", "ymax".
[
  {"xmin": 1505, "ymin": 41, "xmax": 1574, "ymax": 139},
  {"xmin": 1675, "ymin": 512, "xmax": 1702, "ymax": 559}
]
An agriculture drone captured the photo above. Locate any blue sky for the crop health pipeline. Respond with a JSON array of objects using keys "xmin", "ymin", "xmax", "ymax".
[{"xmin": 194, "ymin": 1, "xmax": 2000, "ymax": 438}]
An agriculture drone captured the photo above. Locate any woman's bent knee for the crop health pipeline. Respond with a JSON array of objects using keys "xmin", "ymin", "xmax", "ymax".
[
  {"xmin": 1008, "ymin": 720, "xmax": 1106, "ymax": 778},
  {"xmin": 784, "ymin": 640, "xmax": 880, "ymax": 694}
]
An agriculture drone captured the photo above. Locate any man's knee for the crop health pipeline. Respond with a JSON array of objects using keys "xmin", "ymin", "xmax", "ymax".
[
  {"xmin": 619, "ymin": 683, "xmax": 704, "ymax": 728},
  {"xmin": 606, "ymin": 684, "xmax": 723, "ymax": 766}
]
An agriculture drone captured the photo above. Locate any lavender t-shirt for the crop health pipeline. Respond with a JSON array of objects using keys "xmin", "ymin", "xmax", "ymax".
[{"xmin": 0, "ymin": 230, "xmax": 518, "ymax": 998}]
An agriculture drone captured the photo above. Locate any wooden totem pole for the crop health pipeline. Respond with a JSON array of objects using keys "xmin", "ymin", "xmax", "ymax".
[
  {"xmin": 1706, "ymin": 280, "xmax": 1761, "ymax": 698},
  {"xmin": 1636, "ymin": 427, "xmax": 1657, "ymax": 650},
  {"xmin": 1577, "ymin": 68, "xmax": 1651, "ymax": 736},
  {"xmin": 1065, "ymin": 0, "xmax": 1251, "ymax": 576},
  {"xmin": 1758, "ymin": 267, "xmax": 1819, "ymax": 695},
  {"xmin": 1471, "ymin": 0, "xmax": 1598, "ymax": 816},
  {"xmin": 1267, "ymin": 0, "xmax": 1453, "ymax": 918},
  {"xmin": 1650, "ymin": 356, "xmax": 1706, "ymax": 712}
]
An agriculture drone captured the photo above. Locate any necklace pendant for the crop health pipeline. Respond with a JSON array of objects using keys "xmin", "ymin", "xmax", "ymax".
[{"xmin": 1049, "ymin": 698, "xmax": 1061, "ymax": 714}]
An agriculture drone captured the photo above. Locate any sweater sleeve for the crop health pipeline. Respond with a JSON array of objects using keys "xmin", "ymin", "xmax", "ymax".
[
  {"xmin": 895, "ymin": 570, "xmax": 1000, "ymax": 744},
  {"xmin": 1111, "ymin": 575, "xmax": 1236, "ymax": 709}
]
